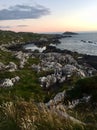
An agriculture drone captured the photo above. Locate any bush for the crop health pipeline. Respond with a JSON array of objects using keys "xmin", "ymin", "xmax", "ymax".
[{"xmin": 67, "ymin": 76, "xmax": 97, "ymax": 100}]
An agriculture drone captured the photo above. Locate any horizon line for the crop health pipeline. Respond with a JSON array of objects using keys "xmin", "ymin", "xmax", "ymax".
[{"xmin": 0, "ymin": 29, "xmax": 97, "ymax": 34}]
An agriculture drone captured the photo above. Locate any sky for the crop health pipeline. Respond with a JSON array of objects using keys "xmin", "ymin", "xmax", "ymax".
[{"xmin": 0, "ymin": 0, "xmax": 97, "ymax": 33}]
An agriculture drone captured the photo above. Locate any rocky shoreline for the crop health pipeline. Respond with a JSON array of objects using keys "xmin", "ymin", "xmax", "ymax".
[
  {"xmin": 1, "ymin": 32, "xmax": 97, "ymax": 129},
  {"xmin": 5, "ymin": 38, "xmax": 97, "ymax": 70},
  {"xmin": 1, "ymin": 41, "xmax": 97, "ymax": 90}
]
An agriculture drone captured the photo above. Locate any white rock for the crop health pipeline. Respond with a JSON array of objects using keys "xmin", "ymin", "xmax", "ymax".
[
  {"xmin": 11, "ymin": 76, "xmax": 20, "ymax": 83},
  {"xmin": 7, "ymin": 62, "xmax": 17, "ymax": 72},
  {"xmin": 46, "ymin": 90, "xmax": 65, "ymax": 107},
  {"xmin": 1, "ymin": 79, "xmax": 13, "ymax": 87}
]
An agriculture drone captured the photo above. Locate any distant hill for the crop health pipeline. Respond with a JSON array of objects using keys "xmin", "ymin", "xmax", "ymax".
[
  {"xmin": 63, "ymin": 31, "xmax": 78, "ymax": 35},
  {"xmin": 0, "ymin": 30, "xmax": 56, "ymax": 45},
  {"xmin": 0, "ymin": 30, "xmax": 41, "ymax": 44}
]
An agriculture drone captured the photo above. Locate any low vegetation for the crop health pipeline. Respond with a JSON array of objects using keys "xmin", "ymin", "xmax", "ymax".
[
  {"xmin": 0, "ymin": 30, "xmax": 56, "ymax": 45},
  {"xmin": 0, "ymin": 100, "xmax": 95, "ymax": 130},
  {"xmin": 67, "ymin": 76, "xmax": 97, "ymax": 101},
  {"xmin": 0, "ymin": 30, "xmax": 97, "ymax": 130}
]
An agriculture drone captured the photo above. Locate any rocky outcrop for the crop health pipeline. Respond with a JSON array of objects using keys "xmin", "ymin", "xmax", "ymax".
[
  {"xmin": 0, "ymin": 79, "xmax": 13, "ymax": 87},
  {"xmin": 44, "ymin": 90, "xmax": 85, "ymax": 125},
  {"xmin": 0, "ymin": 61, "xmax": 17, "ymax": 72},
  {"xmin": 31, "ymin": 53, "xmax": 96, "ymax": 89},
  {"xmin": 46, "ymin": 90, "xmax": 66, "ymax": 107},
  {"xmin": 0, "ymin": 62, "xmax": 5, "ymax": 70},
  {"xmin": 15, "ymin": 51, "xmax": 30, "ymax": 68},
  {"xmin": 11, "ymin": 76, "xmax": 20, "ymax": 83},
  {"xmin": 0, "ymin": 76, "xmax": 20, "ymax": 88},
  {"xmin": 39, "ymin": 74, "xmax": 60, "ymax": 88},
  {"xmin": 39, "ymin": 37, "xmax": 48, "ymax": 42},
  {"xmin": 6, "ymin": 62, "xmax": 17, "ymax": 72}
]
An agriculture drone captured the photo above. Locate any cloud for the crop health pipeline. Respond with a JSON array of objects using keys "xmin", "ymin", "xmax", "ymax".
[
  {"xmin": 17, "ymin": 25, "xmax": 28, "ymax": 27},
  {"xmin": 0, "ymin": 4, "xmax": 50, "ymax": 20},
  {"xmin": 0, "ymin": 26, "xmax": 12, "ymax": 28},
  {"xmin": 0, "ymin": 25, "xmax": 28, "ymax": 29}
]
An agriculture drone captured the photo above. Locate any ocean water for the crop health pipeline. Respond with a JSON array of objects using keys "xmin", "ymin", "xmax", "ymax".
[
  {"xmin": 57, "ymin": 32, "xmax": 97, "ymax": 56},
  {"xmin": 24, "ymin": 32, "xmax": 97, "ymax": 56},
  {"xmin": 24, "ymin": 44, "xmax": 46, "ymax": 53}
]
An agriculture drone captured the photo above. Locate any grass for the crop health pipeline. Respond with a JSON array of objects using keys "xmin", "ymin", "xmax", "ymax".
[
  {"xmin": 0, "ymin": 30, "xmax": 56, "ymax": 45},
  {"xmin": 0, "ymin": 30, "xmax": 42, "ymax": 44},
  {"xmin": 0, "ymin": 69, "xmax": 46, "ymax": 103},
  {"xmin": 65, "ymin": 76, "xmax": 97, "ymax": 129},
  {"xmin": 66, "ymin": 76, "xmax": 97, "ymax": 101},
  {"xmin": 67, "ymin": 106, "xmax": 97, "ymax": 129},
  {"xmin": 1, "ymin": 32, "xmax": 97, "ymax": 130},
  {"xmin": 0, "ymin": 50, "xmax": 19, "ymax": 65},
  {"xmin": 0, "ymin": 51, "xmax": 45, "ymax": 103},
  {"xmin": 0, "ymin": 100, "xmax": 92, "ymax": 130}
]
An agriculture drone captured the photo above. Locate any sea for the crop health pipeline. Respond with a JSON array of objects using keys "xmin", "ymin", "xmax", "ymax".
[
  {"xmin": 57, "ymin": 32, "xmax": 97, "ymax": 56},
  {"xmin": 24, "ymin": 32, "xmax": 97, "ymax": 56}
]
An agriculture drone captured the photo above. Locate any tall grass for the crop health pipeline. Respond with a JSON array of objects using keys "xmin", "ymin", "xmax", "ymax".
[{"xmin": 0, "ymin": 100, "xmax": 89, "ymax": 130}]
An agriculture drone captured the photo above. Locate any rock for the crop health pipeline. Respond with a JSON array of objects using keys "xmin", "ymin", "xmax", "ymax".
[
  {"xmin": 45, "ymin": 90, "xmax": 85, "ymax": 125},
  {"xmin": 36, "ymin": 53, "xmax": 96, "ymax": 88},
  {"xmin": 20, "ymin": 60, "xmax": 25, "ymax": 69},
  {"xmin": 63, "ymin": 64, "xmax": 77, "ymax": 73},
  {"xmin": 59, "ymin": 76, "xmax": 66, "ymax": 83},
  {"xmin": 39, "ymin": 74, "xmax": 58, "ymax": 88},
  {"xmin": 11, "ymin": 76, "xmax": 20, "ymax": 83},
  {"xmin": 53, "ymin": 90, "xmax": 66, "ymax": 105},
  {"xmin": 0, "ymin": 76, "xmax": 20, "ymax": 88},
  {"xmin": 65, "ymin": 54, "xmax": 77, "ymax": 65},
  {"xmin": 0, "ymin": 79, "xmax": 13, "ymax": 87},
  {"xmin": 15, "ymin": 51, "xmax": 24, "ymax": 60},
  {"xmin": 62, "ymin": 64, "xmax": 86, "ymax": 77},
  {"xmin": 15, "ymin": 51, "xmax": 29, "ymax": 60},
  {"xmin": 88, "ymin": 41, "xmax": 93, "ymax": 43},
  {"xmin": 46, "ymin": 90, "xmax": 66, "ymax": 107},
  {"xmin": 39, "ymin": 77, "xmax": 47, "ymax": 87},
  {"xmin": 6, "ymin": 62, "xmax": 17, "ymax": 72},
  {"xmin": 15, "ymin": 51, "xmax": 30, "ymax": 69},
  {"xmin": 39, "ymin": 37, "xmax": 48, "ymax": 42},
  {"xmin": 81, "ymin": 40, "xmax": 86, "ymax": 43},
  {"xmin": 0, "ymin": 62, "xmax": 5, "ymax": 70}
]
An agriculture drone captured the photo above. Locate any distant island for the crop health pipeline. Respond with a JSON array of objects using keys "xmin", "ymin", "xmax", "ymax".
[{"xmin": 63, "ymin": 31, "xmax": 78, "ymax": 35}]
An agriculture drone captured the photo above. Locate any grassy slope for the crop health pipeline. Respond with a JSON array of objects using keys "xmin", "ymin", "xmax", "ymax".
[
  {"xmin": 0, "ymin": 30, "xmax": 97, "ymax": 130},
  {"xmin": 0, "ymin": 49, "xmax": 97, "ymax": 129},
  {"xmin": 0, "ymin": 30, "xmax": 55, "ymax": 45}
]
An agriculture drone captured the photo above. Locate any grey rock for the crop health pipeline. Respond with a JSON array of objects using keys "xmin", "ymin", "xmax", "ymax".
[
  {"xmin": 15, "ymin": 51, "xmax": 30, "ymax": 69},
  {"xmin": 0, "ymin": 76, "xmax": 20, "ymax": 88},
  {"xmin": 0, "ymin": 62, "xmax": 5, "ymax": 70},
  {"xmin": 33, "ymin": 53, "xmax": 96, "ymax": 88},
  {"xmin": 11, "ymin": 76, "xmax": 20, "ymax": 83},
  {"xmin": 6, "ymin": 62, "xmax": 17, "ymax": 72},
  {"xmin": 0, "ymin": 79, "xmax": 13, "ymax": 87},
  {"xmin": 46, "ymin": 90, "xmax": 66, "ymax": 107}
]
